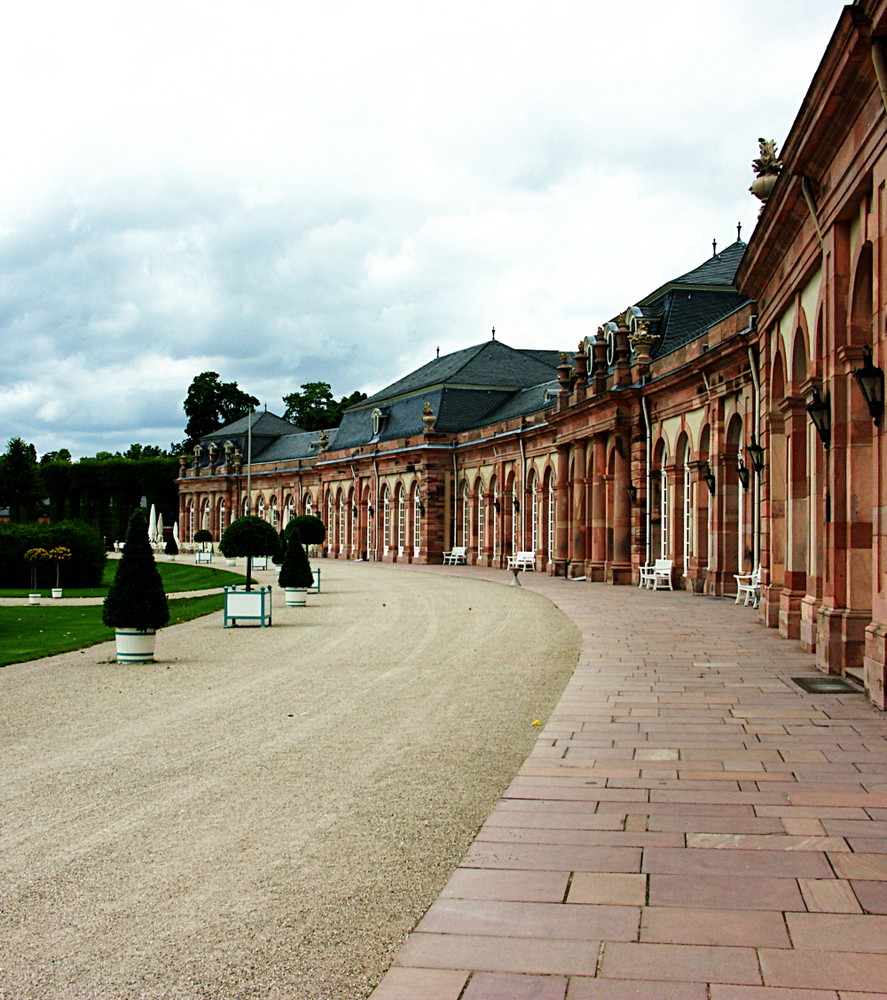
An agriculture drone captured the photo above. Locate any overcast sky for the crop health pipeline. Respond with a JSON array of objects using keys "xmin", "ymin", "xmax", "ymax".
[{"xmin": 1, "ymin": 0, "xmax": 847, "ymax": 458}]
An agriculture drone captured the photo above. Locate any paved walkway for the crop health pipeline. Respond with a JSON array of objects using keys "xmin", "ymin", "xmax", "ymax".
[{"xmin": 369, "ymin": 567, "xmax": 887, "ymax": 1000}]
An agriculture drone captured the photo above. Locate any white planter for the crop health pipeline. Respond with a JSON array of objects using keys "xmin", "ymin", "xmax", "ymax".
[
  {"xmin": 51, "ymin": 588, "xmax": 63, "ymax": 599},
  {"xmin": 166, "ymin": 554, "xmax": 177, "ymax": 562},
  {"xmin": 252, "ymin": 555, "xmax": 268, "ymax": 570},
  {"xmin": 28, "ymin": 593, "xmax": 40, "ymax": 605},
  {"xmin": 223, "ymin": 585, "xmax": 272, "ymax": 627},
  {"xmin": 225, "ymin": 557, "xmax": 236, "ymax": 567},
  {"xmin": 195, "ymin": 550, "xmax": 213, "ymax": 563},
  {"xmin": 284, "ymin": 587, "xmax": 307, "ymax": 607},
  {"xmin": 114, "ymin": 628, "xmax": 157, "ymax": 663}
]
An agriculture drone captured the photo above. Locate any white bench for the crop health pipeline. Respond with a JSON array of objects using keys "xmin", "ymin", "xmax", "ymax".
[
  {"xmin": 442, "ymin": 546, "xmax": 467, "ymax": 565},
  {"xmin": 639, "ymin": 558, "xmax": 673, "ymax": 590},
  {"xmin": 734, "ymin": 565, "xmax": 761, "ymax": 607},
  {"xmin": 507, "ymin": 551, "xmax": 535, "ymax": 571}
]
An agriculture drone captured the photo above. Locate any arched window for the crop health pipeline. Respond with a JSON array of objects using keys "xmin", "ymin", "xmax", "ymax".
[
  {"xmin": 461, "ymin": 483, "xmax": 470, "ymax": 548},
  {"xmin": 305, "ymin": 494, "xmax": 313, "ymax": 517},
  {"xmin": 187, "ymin": 502, "xmax": 195, "ymax": 542},
  {"xmin": 338, "ymin": 491, "xmax": 346, "ymax": 553},
  {"xmin": 201, "ymin": 498, "xmax": 211, "ymax": 531},
  {"xmin": 397, "ymin": 487, "xmax": 405, "ymax": 555},
  {"xmin": 528, "ymin": 470, "xmax": 539, "ymax": 555},
  {"xmin": 412, "ymin": 488, "xmax": 422, "ymax": 554},
  {"xmin": 242, "ymin": 496, "xmax": 250, "ymax": 518},
  {"xmin": 546, "ymin": 475, "xmax": 554, "ymax": 563},
  {"xmin": 477, "ymin": 483, "xmax": 485, "ymax": 557},
  {"xmin": 269, "ymin": 496, "xmax": 278, "ymax": 527},
  {"xmin": 284, "ymin": 495, "xmax": 295, "ymax": 527},
  {"xmin": 218, "ymin": 498, "xmax": 226, "ymax": 535},
  {"xmin": 257, "ymin": 496, "xmax": 266, "ymax": 521},
  {"xmin": 381, "ymin": 485, "xmax": 390, "ymax": 555},
  {"xmin": 491, "ymin": 479, "xmax": 499, "ymax": 558}
]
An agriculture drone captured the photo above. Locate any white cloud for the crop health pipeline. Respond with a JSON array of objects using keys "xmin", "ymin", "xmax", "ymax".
[{"xmin": 0, "ymin": 0, "xmax": 846, "ymax": 457}]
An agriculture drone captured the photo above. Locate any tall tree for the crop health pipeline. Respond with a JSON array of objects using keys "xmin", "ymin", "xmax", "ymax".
[
  {"xmin": 282, "ymin": 383, "xmax": 367, "ymax": 430},
  {"xmin": 0, "ymin": 437, "xmax": 43, "ymax": 521},
  {"xmin": 39, "ymin": 448, "xmax": 72, "ymax": 465},
  {"xmin": 182, "ymin": 372, "xmax": 259, "ymax": 452}
]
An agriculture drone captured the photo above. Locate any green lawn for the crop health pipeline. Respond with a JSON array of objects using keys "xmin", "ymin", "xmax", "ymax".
[
  {"xmin": 0, "ymin": 561, "xmax": 250, "ymax": 599},
  {"xmin": 0, "ymin": 594, "xmax": 226, "ymax": 667}
]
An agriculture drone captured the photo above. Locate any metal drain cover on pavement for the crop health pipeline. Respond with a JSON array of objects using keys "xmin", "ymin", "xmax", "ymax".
[{"xmin": 792, "ymin": 676, "xmax": 861, "ymax": 694}]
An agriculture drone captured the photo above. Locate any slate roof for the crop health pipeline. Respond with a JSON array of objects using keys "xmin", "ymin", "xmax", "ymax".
[
  {"xmin": 630, "ymin": 241, "xmax": 752, "ymax": 359},
  {"xmin": 359, "ymin": 340, "xmax": 562, "ymax": 405}
]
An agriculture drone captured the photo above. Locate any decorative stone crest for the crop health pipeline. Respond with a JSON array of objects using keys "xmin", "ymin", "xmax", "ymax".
[{"xmin": 317, "ymin": 429, "xmax": 329, "ymax": 453}]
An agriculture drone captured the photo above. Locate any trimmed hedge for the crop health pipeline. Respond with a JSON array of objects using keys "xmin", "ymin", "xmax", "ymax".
[
  {"xmin": 102, "ymin": 509, "xmax": 170, "ymax": 631},
  {"xmin": 0, "ymin": 520, "xmax": 105, "ymax": 589},
  {"xmin": 278, "ymin": 526, "xmax": 314, "ymax": 589}
]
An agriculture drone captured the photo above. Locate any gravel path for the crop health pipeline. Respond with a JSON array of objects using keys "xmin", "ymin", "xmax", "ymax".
[{"xmin": 0, "ymin": 561, "xmax": 580, "ymax": 1000}]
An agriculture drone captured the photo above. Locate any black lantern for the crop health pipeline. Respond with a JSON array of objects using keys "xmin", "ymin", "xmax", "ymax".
[
  {"xmin": 747, "ymin": 435, "xmax": 765, "ymax": 473},
  {"xmin": 417, "ymin": 500, "xmax": 425, "ymax": 517},
  {"xmin": 853, "ymin": 344, "xmax": 884, "ymax": 423},
  {"xmin": 737, "ymin": 458, "xmax": 750, "ymax": 491},
  {"xmin": 367, "ymin": 504, "xmax": 375, "ymax": 518},
  {"xmin": 512, "ymin": 497, "xmax": 520, "ymax": 512},
  {"xmin": 493, "ymin": 498, "xmax": 501, "ymax": 513},
  {"xmin": 703, "ymin": 468, "xmax": 716, "ymax": 496},
  {"xmin": 626, "ymin": 483, "xmax": 638, "ymax": 503},
  {"xmin": 352, "ymin": 504, "xmax": 358, "ymax": 518},
  {"xmin": 806, "ymin": 385, "xmax": 831, "ymax": 448}
]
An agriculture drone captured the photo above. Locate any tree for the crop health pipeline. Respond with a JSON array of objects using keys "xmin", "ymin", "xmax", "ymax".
[
  {"xmin": 0, "ymin": 437, "xmax": 43, "ymax": 522},
  {"xmin": 40, "ymin": 448, "xmax": 72, "ymax": 465},
  {"xmin": 182, "ymin": 372, "xmax": 259, "ymax": 452},
  {"xmin": 281, "ymin": 383, "xmax": 367, "ymax": 430},
  {"xmin": 219, "ymin": 516, "xmax": 279, "ymax": 591},
  {"xmin": 122, "ymin": 443, "xmax": 168, "ymax": 460},
  {"xmin": 285, "ymin": 514, "xmax": 326, "ymax": 547}
]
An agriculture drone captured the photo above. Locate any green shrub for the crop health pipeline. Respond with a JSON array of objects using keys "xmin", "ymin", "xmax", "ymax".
[
  {"xmin": 278, "ymin": 526, "xmax": 314, "ymax": 589},
  {"xmin": 102, "ymin": 509, "xmax": 170, "ymax": 631},
  {"xmin": 271, "ymin": 529, "xmax": 286, "ymax": 566},
  {"xmin": 164, "ymin": 534, "xmax": 179, "ymax": 556},
  {"xmin": 0, "ymin": 520, "xmax": 105, "ymax": 589},
  {"xmin": 285, "ymin": 514, "xmax": 326, "ymax": 546}
]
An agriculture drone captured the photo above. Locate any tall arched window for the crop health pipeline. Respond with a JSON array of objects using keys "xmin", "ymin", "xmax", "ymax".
[
  {"xmin": 477, "ymin": 484, "xmax": 485, "ymax": 558},
  {"xmin": 269, "ymin": 496, "xmax": 278, "ymax": 528},
  {"xmin": 338, "ymin": 491, "xmax": 346, "ymax": 553},
  {"xmin": 257, "ymin": 497, "xmax": 266, "ymax": 521},
  {"xmin": 491, "ymin": 480, "xmax": 499, "ymax": 558},
  {"xmin": 529, "ymin": 471, "xmax": 539, "ymax": 555},
  {"xmin": 187, "ymin": 502, "xmax": 195, "ymax": 542},
  {"xmin": 201, "ymin": 498, "xmax": 211, "ymax": 532},
  {"xmin": 305, "ymin": 494, "xmax": 313, "ymax": 517},
  {"xmin": 547, "ymin": 476, "xmax": 554, "ymax": 564},
  {"xmin": 218, "ymin": 498, "xmax": 226, "ymax": 535},
  {"xmin": 683, "ymin": 442, "xmax": 692, "ymax": 574},
  {"xmin": 381, "ymin": 486, "xmax": 390, "ymax": 555},
  {"xmin": 659, "ymin": 448, "xmax": 669, "ymax": 559},
  {"xmin": 413, "ymin": 489, "xmax": 422, "ymax": 554},
  {"xmin": 397, "ymin": 487, "xmax": 405, "ymax": 555},
  {"xmin": 285, "ymin": 495, "xmax": 295, "ymax": 527},
  {"xmin": 242, "ymin": 496, "xmax": 249, "ymax": 518},
  {"xmin": 461, "ymin": 483, "xmax": 470, "ymax": 548}
]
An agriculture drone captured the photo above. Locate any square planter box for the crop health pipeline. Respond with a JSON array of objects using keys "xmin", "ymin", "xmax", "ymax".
[
  {"xmin": 196, "ymin": 550, "xmax": 213, "ymax": 564},
  {"xmin": 223, "ymin": 585, "xmax": 272, "ymax": 627},
  {"xmin": 251, "ymin": 554, "xmax": 269, "ymax": 570},
  {"xmin": 307, "ymin": 567, "xmax": 322, "ymax": 593}
]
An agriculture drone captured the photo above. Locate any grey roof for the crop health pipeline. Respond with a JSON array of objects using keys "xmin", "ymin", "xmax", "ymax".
[
  {"xmin": 357, "ymin": 340, "xmax": 563, "ymax": 406},
  {"xmin": 202, "ymin": 411, "xmax": 302, "ymax": 440},
  {"xmin": 638, "ymin": 241, "xmax": 746, "ymax": 307}
]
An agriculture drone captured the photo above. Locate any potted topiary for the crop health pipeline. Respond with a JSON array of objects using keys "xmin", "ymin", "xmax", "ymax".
[
  {"xmin": 287, "ymin": 514, "xmax": 326, "ymax": 554},
  {"xmin": 48, "ymin": 545, "xmax": 72, "ymax": 597},
  {"xmin": 194, "ymin": 528, "xmax": 213, "ymax": 563},
  {"xmin": 24, "ymin": 547, "xmax": 50, "ymax": 604},
  {"xmin": 164, "ymin": 534, "xmax": 179, "ymax": 562},
  {"xmin": 218, "ymin": 515, "xmax": 279, "ymax": 626},
  {"xmin": 278, "ymin": 526, "xmax": 314, "ymax": 607},
  {"xmin": 102, "ymin": 508, "xmax": 170, "ymax": 662}
]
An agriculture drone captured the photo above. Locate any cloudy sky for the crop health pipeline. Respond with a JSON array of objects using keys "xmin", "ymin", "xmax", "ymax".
[{"xmin": 1, "ymin": 0, "xmax": 846, "ymax": 458}]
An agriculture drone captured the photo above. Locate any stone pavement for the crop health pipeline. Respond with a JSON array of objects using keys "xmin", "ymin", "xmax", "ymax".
[{"xmin": 369, "ymin": 568, "xmax": 887, "ymax": 1000}]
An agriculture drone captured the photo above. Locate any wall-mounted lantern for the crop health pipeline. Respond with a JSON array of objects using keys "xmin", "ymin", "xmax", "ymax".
[
  {"xmin": 493, "ymin": 498, "xmax": 501, "ymax": 514},
  {"xmin": 747, "ymin": 435, "xmax": 765, "ymax": 473},
  {"xmin": 703, "ymin": 467, "xmax": 717, "ymax": 496},
  {"xmin": 512, "ymin": 497, "xmax": 520, "ymax": 512},
  {"xmin": 737, "ymin": 458, "xmax": 750, "ymax": 491},
  {"xmin": 367, "ymin": 504, "xmax": 375, "ymax": 518},
  {"xmin": 806, "ymin": 385, "xmax": 831, "ymax": 448},
  {"xmin": 352, "ymin": 505, "xmax": 358, "ymax": 518},
  {"xmin": 417, "ymin": 500, "xmax": 425, "ymax": 517},
  {"xmin": 853, "ymin": 344, "xmax": 884, "ymax": 424},
  {"xmin": 626, "ymin": 483, "xmax": 638, "ymax": 504}
]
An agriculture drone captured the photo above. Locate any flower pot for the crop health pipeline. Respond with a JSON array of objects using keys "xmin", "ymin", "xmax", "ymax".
[
  {"xmin": 114, "ymin": 628, "xmax": 157, "ymax": 663},
  {"xmin": 28, "ymin": 593, "xmax": 40, "ymax": 605},
  {"xmin": 284, "ymin": 587, "xmax": 307, "ymax": 607},
  {"xmin": 51, "ymin": 588, "xmax": 63, "ymax": 599}
]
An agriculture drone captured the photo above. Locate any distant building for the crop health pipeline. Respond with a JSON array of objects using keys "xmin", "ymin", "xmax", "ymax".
[{"xmin": 180, "ymin": 0, "xmax": 887, "ymax": 709}]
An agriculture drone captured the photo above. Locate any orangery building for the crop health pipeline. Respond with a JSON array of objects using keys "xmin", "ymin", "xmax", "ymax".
[{"xmin": 180, "ymin": 0, "xmax": 887, "ymax": 710}]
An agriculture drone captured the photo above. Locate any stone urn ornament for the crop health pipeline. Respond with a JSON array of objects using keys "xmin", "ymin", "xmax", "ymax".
[{"xmin": 750, "ymin": 137, "xmax": 782, "ymax": 208}]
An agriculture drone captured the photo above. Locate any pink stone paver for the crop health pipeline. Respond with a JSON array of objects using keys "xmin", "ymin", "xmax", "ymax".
[{"xmin": 366, "ymin": 570, "xmax": 887, "ymax": 999}]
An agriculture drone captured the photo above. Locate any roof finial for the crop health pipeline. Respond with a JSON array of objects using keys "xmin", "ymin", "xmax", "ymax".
[
  {"xmin": 491, "ymin": 326, "xmax": 496, "ymax": 340},
  {"xmin": 737, "ymin": 221, "xmax": 742, "ymax": 241},
  {"xmin": 436, "ymin": 346, "xmax": 440, "ymax": 359},
  {"xmin": 712, "ymin": 238, "xmax": 717, "ymax": 257}
]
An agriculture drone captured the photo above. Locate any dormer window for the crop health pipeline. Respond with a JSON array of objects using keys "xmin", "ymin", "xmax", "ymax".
[{"xmin": 371, "ymin": 407, "xmax": 388, "ymax": 437}]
